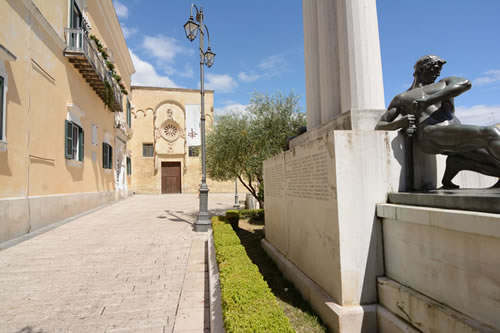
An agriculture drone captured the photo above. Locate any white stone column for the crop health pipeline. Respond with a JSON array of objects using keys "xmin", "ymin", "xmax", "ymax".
[
  {"xmin": 317, "ymin": 0, "xmax": 342, "ymax": 122},
  {"xmin": 302, "ymin": 0, "xmax": 322, "ymax": 129},
  {"xmin": 336, "ymin": 0, "xmax": 385, "ymax": 113}
]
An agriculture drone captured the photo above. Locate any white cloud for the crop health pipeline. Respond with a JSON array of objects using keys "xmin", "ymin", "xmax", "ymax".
[
  {"xmin": 215, "ymin": 102, "xmax": 247, "ymax": 116},
  {"xmin": 113, "ymin": 1, "xmax": 128, "ymax": 19},
  {"xmin": 238, "ymin": 71, "xmax": 260, "ymax": 83},
  {"xmin": 473, "ymin": 69, "xmax": 500, "ymax": 86},
  {"xmin": 205, "ymin": 74, "xmax": 238, "ymax": 93},
  {"xmin": 142, "ymin": 35, "xmax": 191, "ymax": 62},
  {"xmin": 129, "ymin": 49, "xmax": 177, "ymax": 88},
  {"xmin": 121, "ymin": 25, "xmax": 137, "ymax": 39},
  {"xmin": 455, "ymin": 104, "xmax": 500, "ymax": 126},
  {"xmin": 258, "ymin": 54, "xmax": 288, "ymax": 76}
]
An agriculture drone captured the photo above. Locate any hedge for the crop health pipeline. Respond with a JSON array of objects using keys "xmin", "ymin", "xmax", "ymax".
[
  {"xmin": 226, "ymin": 210, "xmax": 240, "ymax": 230},
  {"xmin": 239, "ymin": 209, "xmax": 265, "ymax": 222},
  {"xmin": 212, "ymin": 216, "xmax": 294, "ymax": 332}
]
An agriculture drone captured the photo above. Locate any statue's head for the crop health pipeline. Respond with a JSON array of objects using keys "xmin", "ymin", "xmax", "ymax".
[{"xmin": 414, "ymin": 55, "xmax": 446, "ymax": 84}]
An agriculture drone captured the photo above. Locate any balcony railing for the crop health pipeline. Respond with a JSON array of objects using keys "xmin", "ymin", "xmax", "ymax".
[{"xmin": 64, "ymin": 28, "xmax": 123, "ymax": 112}]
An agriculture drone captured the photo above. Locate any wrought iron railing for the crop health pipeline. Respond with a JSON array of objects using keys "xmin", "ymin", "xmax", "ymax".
[{"xmin": 64, "ymin": 28, "xmax": 123, "ymax": 111}]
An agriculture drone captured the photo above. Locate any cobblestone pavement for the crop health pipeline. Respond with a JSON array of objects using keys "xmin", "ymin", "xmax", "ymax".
[{"xmin": 0, "ymin": 193, "xmax": 236, "ymax": 333}]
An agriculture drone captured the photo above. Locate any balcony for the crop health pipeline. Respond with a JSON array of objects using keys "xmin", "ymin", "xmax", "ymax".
[{"xmin": 64, "ymin": 28, "xmax": 122, "ymax": 112}]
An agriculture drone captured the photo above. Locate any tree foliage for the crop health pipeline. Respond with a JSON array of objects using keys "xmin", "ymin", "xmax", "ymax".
[{"xmin": 207, "ymin": 91, "xmax": 305, "ymax": 207}]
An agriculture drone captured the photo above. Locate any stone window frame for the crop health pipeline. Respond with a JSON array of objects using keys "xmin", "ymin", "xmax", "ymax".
[
  {"xmin": 143, "ymin": 143, "xmax": 154, "ymax": 158},
  {"xmin": 65, "ymin": 120, "xmax": 84, "ymax": 162}
]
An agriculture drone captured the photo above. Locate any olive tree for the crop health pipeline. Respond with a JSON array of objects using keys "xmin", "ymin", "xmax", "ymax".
[{"xmin": 206, "ymin": 91, "xmax": 305, "ymax": 207}]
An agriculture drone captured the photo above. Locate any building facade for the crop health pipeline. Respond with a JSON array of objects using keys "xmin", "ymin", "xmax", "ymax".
[
  {"xmin": 0, "ymin": 0, "xmax": 134, "ymax": 243},
  {"xmin": 130, "ymin": 87, "xmax": 239, "ymax": 194}
]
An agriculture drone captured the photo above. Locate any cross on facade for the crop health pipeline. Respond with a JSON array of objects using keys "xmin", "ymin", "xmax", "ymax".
[{"xmin": 188, "ymin": 128, "xmax": 198, "ymax": 139}]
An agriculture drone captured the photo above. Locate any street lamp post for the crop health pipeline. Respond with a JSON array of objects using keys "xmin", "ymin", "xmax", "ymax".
[
  {"xmin": 184, "ymin": 4, "xmax": 215, "ymax": 232},
  {"xmin": 233, "ymin": 177, "xmax": 240, "ymax": 208}
]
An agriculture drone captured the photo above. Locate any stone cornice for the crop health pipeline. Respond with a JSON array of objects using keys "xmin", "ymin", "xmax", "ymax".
[
  {"xmin": 95, "ymin": 0, "xmax": 135, "ymax": 81},
  {"xmin": 131, "ymin": 86, "xmax": 214, "ymax": 94}
]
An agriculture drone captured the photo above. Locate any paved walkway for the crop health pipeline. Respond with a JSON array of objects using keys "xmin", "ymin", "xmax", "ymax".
[{"xmin": 0, "ymin": 193, "xmax": 236, "ymax": 333}]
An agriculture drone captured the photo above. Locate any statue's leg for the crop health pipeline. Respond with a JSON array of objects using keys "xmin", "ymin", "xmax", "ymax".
[
  {"xmin": 423, "ymin": 125, "xmax": 500, "ymax": 161},
  {"xmin": 442, "ymin": 154, "xmax": 462, "ymax": 189},
  {"xmin": 442, "ymin": 149, "xmax": 500, "ymax": 188}
]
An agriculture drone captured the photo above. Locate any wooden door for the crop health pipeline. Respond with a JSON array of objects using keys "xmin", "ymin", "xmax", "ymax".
[{"xmin": 161, "ymin": 162, "xmax": 181, "ymax": 193}]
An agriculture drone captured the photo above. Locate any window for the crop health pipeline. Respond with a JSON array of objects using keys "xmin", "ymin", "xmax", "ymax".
[
  {"xmin": 0, "ymin": 76, "xmax": 4, "ymax": 141},
  {"xmin": 143, "ymin": 143, "xmax": 153, "ymax": 157},
  {"xmin": 126, "ymin": 98, "xmax": 131, "ymax": 127},
  {"xmin": 189, "ymin": 146, "xmax": 200, "ymax": 157},
  {"xmin": 65, "ymin": 120, "xmax": 84, "ymax": 161},
  {"xmin": 126, "ymin": 157, "xmax": 131, "ymax": 176},
  {"xmin": 102, "ymin": 142, "xmax": 112, "ymax": 169},
  {"xmin": 70, "ymin": 0, "xmax": 83, "ymax": 29}
]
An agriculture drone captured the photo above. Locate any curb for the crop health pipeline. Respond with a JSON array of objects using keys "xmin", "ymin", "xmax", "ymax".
[{"xmin": 207, "ymin": 229, "xmax": 225, "ymax": 333}]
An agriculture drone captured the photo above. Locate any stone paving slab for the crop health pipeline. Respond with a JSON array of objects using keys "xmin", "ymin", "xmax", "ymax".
[{"xmin": 0, "ymin": 194, "xmax": 235, "ymax": 333}]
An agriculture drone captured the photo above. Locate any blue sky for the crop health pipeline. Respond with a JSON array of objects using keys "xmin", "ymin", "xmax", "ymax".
[{"xmin": 115, "ymin": 0, "xmax": 500, "ymax": 125}]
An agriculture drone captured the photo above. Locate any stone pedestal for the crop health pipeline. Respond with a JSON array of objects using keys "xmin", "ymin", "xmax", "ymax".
[
  {"xmin": 263, "ymin": 113, "xmax": 404, "ymax": 332},
  {"xmin": 377, "ymin": 200, "xmax": 500, "ymax": 332}
]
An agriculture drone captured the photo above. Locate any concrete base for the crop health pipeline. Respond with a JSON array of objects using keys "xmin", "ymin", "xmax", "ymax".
[
  {"xmin": 193, "ymin": 223, "xmax": 211, "ymax": 232},
  {"xmin": 378, "ymin": 277, "xmax": 497, "ymax": 333},
  {"xmin": 389, "ymin": 188, "xmax": 500, "ymax": 214},
  {"xmin": 377, "ymin": 202, "xmax": 500, "ymax": 330},
  {"xmin": 207, "ymin": 230, "xmax": 225, "ymax": 333},
  {"xmin": 262, "ymin": 239, "xmax": 377, "ymax": 333},
  {"xmin": 377, "ymin": 305, "xmax": 420, "ymax": 333},
  {"xmin": 0, "ymin": 191, "xmax": 128, "ymax": 243}
]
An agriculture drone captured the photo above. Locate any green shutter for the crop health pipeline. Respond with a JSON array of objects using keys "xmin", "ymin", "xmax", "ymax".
[
  {"xmin": 109, "ymin": 145, "xmax": 113, "ymax": 169},
  {"xmin": 127, "ymin": 157, "xmax": 131, "ymax": 175},
  {"xmin": 78, "ymin": 126, "xmax": 84, "ymax": 161},
  {"xmin": 102, "ymin": 142, "xmax": 107, "ymax": 168},
  {"xmin": 127, "ymin": 99, "xmax": 131, "ymax": 127},
  {"xmin": 65, "ymin": 120, "xmax": 73, "ymax": 159},
  {"xmin": 0, "ymin": 76, "xmax": 4, "ymax": 140}
]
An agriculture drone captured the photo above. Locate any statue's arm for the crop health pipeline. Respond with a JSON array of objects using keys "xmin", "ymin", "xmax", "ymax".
[
  {"xmin": 376, "ymin": 104, "xmax": 414, "ymax": 131},
  {"xmin": 418, "ymin": 76, "xmax": 471, "ymax": 106}
]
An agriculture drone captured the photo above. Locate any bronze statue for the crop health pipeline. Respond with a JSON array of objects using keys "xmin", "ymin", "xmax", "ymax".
[{"xmin": 376, "ymin": 55, "xmax": 500, "ymax": 189}]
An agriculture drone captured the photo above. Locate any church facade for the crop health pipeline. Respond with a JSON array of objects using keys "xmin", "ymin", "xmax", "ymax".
[{"xmin": 129, "ymin": 86, "xmax": 237, "ymax": 194}]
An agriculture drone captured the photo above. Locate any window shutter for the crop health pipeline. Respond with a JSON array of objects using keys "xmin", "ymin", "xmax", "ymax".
[
  {"xmin": 126, "ymin": 99, "xmax": 131, "ymax": 127},
  {"xmin": 102, "ymin": 142, "xmax": 107, "ymax": 168},
  {"xmin": 65, "ymin": 120, "xmax": 73, "ymax": 159},
  {"xmin": 78, "ymin": 127, "xmax": 84, "ymax": 161},
  {"xmin": 109, "ymin": 145, "xmax": 113, "ymax": 169}
]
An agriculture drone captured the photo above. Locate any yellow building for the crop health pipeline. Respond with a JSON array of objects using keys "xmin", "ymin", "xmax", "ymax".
[
  {"xmin": 0, "ymin": 0, "xmax": 135, "ymax": 243},
  {"xmin": 130, "ymin": 87, "xmax": 239, "ymax": 194}
]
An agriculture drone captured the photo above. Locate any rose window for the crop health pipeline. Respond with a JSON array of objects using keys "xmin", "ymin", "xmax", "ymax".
[
  {"xmin": 159, "ymin": 120, "xmax": 181, "ymax": 142},
  {"xmin": 163, "ymin": 124, "xmax": 178, "ymax": 137}
]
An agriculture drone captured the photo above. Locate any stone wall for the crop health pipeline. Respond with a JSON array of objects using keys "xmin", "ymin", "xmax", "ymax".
[
  {"xmin": 0, "ymin": 191, "xmax": 127, "ymax": 244},
  {"xmin": 376, "ymin": 203, "xmax": 500, "ymax": 332}
]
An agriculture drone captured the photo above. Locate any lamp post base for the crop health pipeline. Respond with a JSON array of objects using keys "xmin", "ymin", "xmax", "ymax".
[{"xmin": 194, "ymin": 184, "xmax": 210, "ymax": 232}]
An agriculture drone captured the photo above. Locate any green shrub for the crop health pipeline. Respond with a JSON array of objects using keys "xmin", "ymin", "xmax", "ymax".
[
  {"xmin": 212, "ymin": 216, "xmax": 294, "ymax": 333},
  {"xmin": 239, "ymin": 209, "xmax": 265, "ymax": 222},
  {"xmin": 225, "ymin": 210, "xmax": 240, "ymax": 230}
]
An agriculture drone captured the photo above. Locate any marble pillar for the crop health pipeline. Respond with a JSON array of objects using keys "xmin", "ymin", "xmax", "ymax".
[{"xmin": 303, "ymin": 0, "xmax": 385, "ymax": 130}]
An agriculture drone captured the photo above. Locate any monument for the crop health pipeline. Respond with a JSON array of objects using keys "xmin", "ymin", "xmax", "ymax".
[
  {"xmin": 376, "ymin": 55, "xmax": 500, "ymax": 189},
  {"xmin": 262, "ymin": 1, "xmax": 500, "ymax": 332}
]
